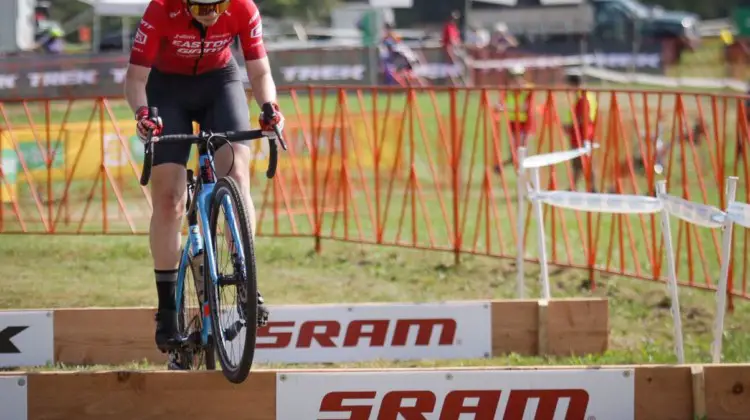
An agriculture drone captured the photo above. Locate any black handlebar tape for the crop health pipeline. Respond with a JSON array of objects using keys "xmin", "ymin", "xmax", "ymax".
[
  {"xmin": 266, "ymin": 136, "xmax": 278, "ymax": 179},
  {"xmin": 149, "ymin": 106, "xmax": 159, "ymax": 122},
  {"xmin": 139, "ymin": 106, "xmax": 160, "ymax": 186},
  {"xmin": 139, "ymin": 141, "xmax": 153, "ymax": 186}
]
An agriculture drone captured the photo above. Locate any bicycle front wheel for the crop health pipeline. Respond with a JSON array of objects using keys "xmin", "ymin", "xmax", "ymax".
[{"xmin": 206, "ymin": 176, "xmax": 258, "ymax": 384}]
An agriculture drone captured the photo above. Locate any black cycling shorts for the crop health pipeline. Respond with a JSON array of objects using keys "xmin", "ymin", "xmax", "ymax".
[{"xmin": 145, "ymin": 58, "xmax": 251, "ymax": 167}]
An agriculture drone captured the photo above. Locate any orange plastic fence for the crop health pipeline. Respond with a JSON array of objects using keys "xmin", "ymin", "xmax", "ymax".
[{"xmin": 1, "ymin": 86, "xmax": 750, "ymax": 306}]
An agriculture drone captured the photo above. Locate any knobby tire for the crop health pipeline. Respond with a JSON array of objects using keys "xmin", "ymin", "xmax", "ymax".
[{"xmin": 206, "ymin": 176, "xmax": 258, "ymax": 384}]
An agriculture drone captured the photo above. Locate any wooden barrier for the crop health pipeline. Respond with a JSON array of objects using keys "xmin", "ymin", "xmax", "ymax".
[
  {"xmin": 490, "ymin": 298, "xmax": 608, "ymax": 357},
  {"xmin": 24, "ymin": 371, "xmax": 277, "ymax": 420},
  {"xmin": 2, "ymin": 364, "xmax": 749, "ymax": 419},
  {"xmin": 50, "ymin": 298, "xmax": 608, "ymax": 366}
]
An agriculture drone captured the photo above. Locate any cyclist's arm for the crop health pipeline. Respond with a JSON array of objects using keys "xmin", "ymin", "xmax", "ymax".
[
  {"xmin": 123, "ymin": 0, "xmax": 165, "ymax": 113},
  {"xmin": 238, "ymin": 2, "xmax": 277, "ymax": 106},
  {"xmin": 245, "ymin": 57, "xmax": 276, "ymax": 106},
  {"xmin": 125, "ymin": 65, "xmax": 151, "ymax": 114}
]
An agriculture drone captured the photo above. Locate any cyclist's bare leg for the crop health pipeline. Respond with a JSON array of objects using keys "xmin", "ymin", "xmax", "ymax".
[
  {"xmin": 150, "ymin": 163, "xmax": 188, "ymax": 351},
  {"xmin": 214, "ymin": 141, "xmax": 256, "ymax": 239}
]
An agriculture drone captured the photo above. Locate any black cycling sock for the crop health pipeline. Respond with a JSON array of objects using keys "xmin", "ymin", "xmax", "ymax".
[{"xmin": 155, "ymin": 269, "xmax": 178, "ymax": 311}]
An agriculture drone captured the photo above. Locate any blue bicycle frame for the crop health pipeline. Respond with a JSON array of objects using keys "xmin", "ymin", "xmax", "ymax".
[{"xmin": 174, "ymin": 144, "xmax": 247, "ymax": 348}]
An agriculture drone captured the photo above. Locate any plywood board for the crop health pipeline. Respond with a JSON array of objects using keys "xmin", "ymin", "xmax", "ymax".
[
  {"xmin": 547, "ymin": 297, "xmax": 609, "ymax": 356},
  {"xmin": 704, "ymin": 364, "xmax": 750, "ymax": 419},
  {"xmin": 54, "ymin": 308, "xmax": 163, "ymax": 365},
  {"xmin": 27, "ymin": 370, "xmax": 276, "ymax": 420},
  {"xmin": 635, "ymin": 365, "xmax": 693, "ymax": 420},
  {"xmin": 490, "ymin": 299, "xmax": 539, "ymax": 355}
]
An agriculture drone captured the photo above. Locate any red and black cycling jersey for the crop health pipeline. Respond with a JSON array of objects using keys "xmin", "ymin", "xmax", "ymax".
[{"xmin": 129, "ymin": 0, "xmax": 266, "ymax": 75}]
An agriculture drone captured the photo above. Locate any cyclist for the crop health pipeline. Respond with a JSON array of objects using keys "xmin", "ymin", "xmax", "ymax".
[{"xmin": 123, "ymin": 0, "xmax": 283, "ymax": 353}]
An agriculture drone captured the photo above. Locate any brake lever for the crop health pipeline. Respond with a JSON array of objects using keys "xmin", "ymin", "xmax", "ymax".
[{"xmin": 273, "ymin": 125, "xmax": 288, "ymax": 151}]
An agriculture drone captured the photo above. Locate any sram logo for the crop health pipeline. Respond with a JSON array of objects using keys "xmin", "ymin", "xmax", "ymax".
[
  {"xmin": 319, "ymin": 389, "xmax": 589, "ymax": 420},
  {"xmin": 257, "ymin": 318, "xmax": 456, "ymax": 349}
]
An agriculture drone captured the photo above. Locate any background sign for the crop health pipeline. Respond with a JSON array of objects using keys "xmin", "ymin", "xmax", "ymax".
[
  {"xmin": 277, "ymin": 368, "xmax": 636, "ymax": 419},
  {"xmin": 0, "ymin": 376, "xmax": 28, "ymax": 420},
  {"xmin": 0, "ymin": 310, "xmax": 54, "ymax": 368},
  {"xmin": 250, "ymin": 301, "xmax": 492, "ymax": 364},
  {"xmin": 0, "ymin": 41, "xmax": 664, "ymax": 100}
]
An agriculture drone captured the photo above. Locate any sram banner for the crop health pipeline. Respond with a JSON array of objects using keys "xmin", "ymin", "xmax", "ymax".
[
  {"xmin": 277, "ymin": 369, "xmax": 635, "ymax": 419},
  {"xmin": 0, "ymin": 310, "xmax": 54, "ymax": 368},
  {"xmin": 0, "ymin": 376, "xmax": 27, "ymax": 420},
  {"xmin": 254, "ymin": 301, "xmax": 491, "ymax": 363}
]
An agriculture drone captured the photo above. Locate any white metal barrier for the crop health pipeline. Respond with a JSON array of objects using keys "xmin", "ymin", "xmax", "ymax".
[
  {"xmin": 516, "ymin": 141, "xmax": 749, "ymax": 364},
  {"xmin": 515, "ymin": 145, "xmax": 745, "ymax": 364},
  {"xmin": 654, "ymin": 179, "xmax": 739, "ymax": 365},
  {"xmin": 515, "ymin": 141, "xmax": 601, "ymax": 300},
  {"xmin": 709, "ymin": 183, "xmax": 749, "ymax": 364}
]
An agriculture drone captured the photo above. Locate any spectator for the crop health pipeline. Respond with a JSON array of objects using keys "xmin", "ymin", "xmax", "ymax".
[
  {"xmin": 740, "ymin": 84, "xmax": 750, "ymax": 156},
  {"xmin": 380, "ymin": 22, "xmax": 422, "ymax": 86},
  {"xmin": 564, "ymin": 70, "xmax": 598, "ymax": 191},
  {"xmin": 441, "ymin": 10, "xmax": 462, "ymax": 53},
  {"xmin": 34, "ymin": 2, "xmax": 64, "ymax": 55},
  {"xmin": 491, "ymin": 22, "xmax": 518, "ymax": 54},
  {"xmin": 466, "ymin": 23, "xmax": 490, "ymax": 49},
  {"xmin": 357, "ymin": 10, "xmax": 377, "ymax": 47},
  {"xmin": 495, "ymin": 65, "xmax": 534, "ymax": 170}
]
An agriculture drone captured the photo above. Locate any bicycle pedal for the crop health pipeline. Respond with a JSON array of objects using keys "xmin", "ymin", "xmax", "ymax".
[
  {"xmin": 257, "ymin": 311, "xmax": 269, "ymax": 328},
  {"xmin": 166, "ymin": 352, "xmax": 183, "ymax": 370}
]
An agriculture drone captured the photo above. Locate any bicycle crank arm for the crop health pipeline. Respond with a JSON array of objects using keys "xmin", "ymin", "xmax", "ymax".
[
  {"xmin": 217, "ymin": 273, "xmax": 244, "ymax": 286},
  {"xmin": 223, "ymin": 319, "xmax": 246, "ymax": 342}
]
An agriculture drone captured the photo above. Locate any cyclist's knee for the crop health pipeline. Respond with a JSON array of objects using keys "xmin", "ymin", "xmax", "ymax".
[
  {"xmin": 153, "ymin": 188, "xmax": 186, "ymax": 218},
  {"xmin": 218, "ymin": 147, "xmax": 251, "ymax": 184},
  {"xmin": 151, "ymin": 165, "xmax": 187, "ymax": 218}
]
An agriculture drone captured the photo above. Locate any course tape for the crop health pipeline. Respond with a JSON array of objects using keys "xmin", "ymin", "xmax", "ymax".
[
  {"xmin": 658, "ymin": 193, "xmax": 726, "ymax": 228},
  {"xmin": 727, "ymin": 201, "xmax": 750, "ymax": 229},
  {"xmin": 531, "ymin": 191, "xmax": 663, "ymax": 214},
  {"xmin": 521, "ymin": 141, "xmax": 598, "ymax": 170}
]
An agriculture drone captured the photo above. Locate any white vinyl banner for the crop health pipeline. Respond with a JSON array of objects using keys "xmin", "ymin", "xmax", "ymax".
[
  {"xmin": 0, "ymin": 311, "xmax": 53, "ymax": 368},
  {"xmin": 0, "ymin": 376, "xmax": 28, "ymax": 420},
  {"xmin": 532, "ymin": 191, "xmax": 663, "ymax": 214},
  {"xmin": 521, "ymin": 142, "xmax": 597, "ymax": 169},
  {"xmin": 659, "ymin": 193, "xmax": 726, "ymax": 228},
  {"xmin": 277, "ymin": 368, "xmax": 636, "ymax": 419},
  {"xmin": 253, "ymin": 301, "xmax": 492, "ymax": 364},
  {"xmin": 727, "ymin": 201, "xmax": 750, "ymax": 229}
]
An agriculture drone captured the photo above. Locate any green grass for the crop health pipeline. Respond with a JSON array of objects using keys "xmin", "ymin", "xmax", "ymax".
[
  {"xmin": 2, "ymin": 88, "xmax": 750, "ymax": 372},
  {"xmin": 1, "ymin": 233, "xmax": 750, "ymax": 372}
]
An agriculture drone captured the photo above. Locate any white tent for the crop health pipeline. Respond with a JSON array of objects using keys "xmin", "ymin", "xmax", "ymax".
[
  {"xmin": 77, "ymin": 0, "xmax": 149, "ymax": 52},
  {"xmin": 77, "ymin": 0, "xmax": 149, "ymax": 17}
]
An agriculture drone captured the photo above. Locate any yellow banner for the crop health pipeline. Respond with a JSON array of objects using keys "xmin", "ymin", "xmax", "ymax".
[
  {"xmin": 0, "ymin": 143, "xmax": 17, "ymax": 203},
  {"xmin": 0, "ymin": 114, "xmax": 402, "ymax": 200}
]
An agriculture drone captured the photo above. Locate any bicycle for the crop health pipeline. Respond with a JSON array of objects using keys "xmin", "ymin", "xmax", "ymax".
[{"xmin": 139, "ymin": 104, "xmax": 287, "ymax": 384}]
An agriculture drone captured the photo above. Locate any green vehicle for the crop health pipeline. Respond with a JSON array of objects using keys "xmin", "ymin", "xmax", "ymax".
[
  {"xmin": 591, "ymin": 0, "xmax": 701, "ymax": 49},
  {"xmin": 465, "ymin": 0, "xmax": 701, "ymax": 62}
]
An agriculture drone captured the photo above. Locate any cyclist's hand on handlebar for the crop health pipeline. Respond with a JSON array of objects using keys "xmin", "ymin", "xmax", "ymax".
[
  {"xmin": 135, "ymin": 105, "xmax": 163, "ymax": 144},
  {"xmin": 259, "ymin": 102, "xmax": 284, "ymax": 134}
]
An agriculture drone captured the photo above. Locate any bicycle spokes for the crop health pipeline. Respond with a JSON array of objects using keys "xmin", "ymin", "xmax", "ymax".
[
  {"xmin": 206, "ymin": 177, "xmax": 258, "ymax": 384},
  {"xmin": 212, "ymin": 202, "xmax": 248, "ymax": 366}
]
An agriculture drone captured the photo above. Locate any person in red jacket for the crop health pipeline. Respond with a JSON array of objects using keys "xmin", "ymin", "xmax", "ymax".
[
  {"xmin": 124, "ymin": 0, "xmax": 284, "ymax": 353},
  {"xmin": 441, "ymin": 10, "xmax": 461, "ymax": 58},
  {"xmin": 564, "ymin": 71, "xmax": 598, "ymax": 191}
]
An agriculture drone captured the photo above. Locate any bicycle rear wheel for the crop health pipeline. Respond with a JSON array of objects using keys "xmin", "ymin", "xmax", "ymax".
[{"xmin": 206, "ymin": 176, "xmax": 258, "ymax": 384}]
